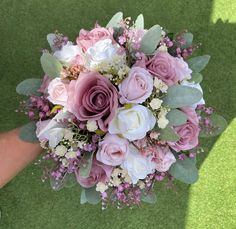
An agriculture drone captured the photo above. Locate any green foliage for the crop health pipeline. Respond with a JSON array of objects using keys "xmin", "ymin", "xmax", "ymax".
[
  {"xmin": 40, "ymin": 52, "xmax": 63, "ymax": 78},
  {"xmin": 166, "ymin": 109, "xmax": 187, "ymax": 126},
  {"xmin": 141, "ymin": 191, "xmax": 157, "ymax": 204},
  {"xmin": 169, "ymin": 157, "xmax": 199, "ymax": 184},
  {"xmin": 106, "ymin": 12, "xmax": 123, "ymax": 28},
  {"xmin": 63, "ymin": 173, "xmax": 77, "ymax": 188},
  {"xmin": 181, "ymin": 32, "xmax": 193, "ymax": 49},
  {"xmin": 81, "ymin": 187, "xmax": 101, "ymax": 205},
  {"xmin": 140, "ymin": 25, "xmax": 162, "ymax": 55},
  {"xmin": 190, "ymin": 72, "xmax": 203, "ymax": 83},
  {"xmin": 135, "ymin": 14, "xmax": 144, "ymax": 29},
  {"xmin": 163, "ymin": 85, "xmax": 203, "ymax": 108},
  {"xmin": 19, "ymin": 122, "xmax": 39, "ymax": 143},
  {"xmin": 187, "ymin": 55, "xmax": 210, "ymax": 73},
  {"xmin": 159, "ymin": 126, "xmax": 180, "ymax": 142},
  {"xmin": 16, "ymin": 78, "xmax": 42, "ymax": 96},
  {"xmin": 200, "ymin": 114, "xmax": 227, "ymax": 137},
  {"xmin": 79, "ymin": 152, "xmax": 94, "ymax": 178}
]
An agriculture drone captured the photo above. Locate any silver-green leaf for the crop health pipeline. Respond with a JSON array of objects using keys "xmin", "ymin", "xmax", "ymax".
[
  {"xmin": 19, "ymin": 122, "xmax": 39, "ymax": 143},
  {"xmin": 169, "ymin": 157, "xmax": 199, "ymax": 184},
  {"xmin": 159, "ymin": 126, "xmax": 180, "ymax": 142},
  {"xmin": 80, "ymin": 189, "xmax": 87, "ymax": 204},
  {"xmin": 166, "ymin": 109, "xmax": 187, "ymax": 126},
  {"xmin": 16, "ymin": 78, "xmax": 42, "ymax": 96},
  {"xmin": 181, "ymin": 32, "xmax": 193, "ymax": 49},
  {"xmin": 84, "ymin": 187, "xmax": 101, "ymax": 205},
  {"xmin": 162, "ymin": 85, "xmax": 203, "ymax": 108},
  {"xmin": 190, "ymin": 72, "xmax": 203, "ymax": 83},
  {"xmin": 135, "ymin": 14, "xmax": 144, "ymax": 29},
  {"xmin": 106, "ymin": 12, "xmax": 123, "ymax": 28},
  {"xmin": 40, "ymin": 52, "xmax": 63, "ymax": 78},
  {"xmin": 140, "ymin": 25, "xmax": 162, "ymax": 55},
  {"xmin": 187, "ymin": 55, "xmax": 210, "ymax": 73},
  {"xmin": 141, "ymin": 191, "xmax": 157, "ymax": 204},
  {"xmin": 79, "ymin": 152, "xmax": 94, "ymax": 178}
]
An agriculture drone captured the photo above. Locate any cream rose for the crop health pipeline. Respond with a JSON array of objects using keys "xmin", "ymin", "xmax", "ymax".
[{"xmin": 108, "ymin": 105, "xmax": 156, "ymax": 141}]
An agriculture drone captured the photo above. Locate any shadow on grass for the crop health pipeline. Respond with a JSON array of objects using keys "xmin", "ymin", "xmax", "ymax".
[{"xmin": 0, "ymin": 0, "xmax": 235, "ymax": 228}]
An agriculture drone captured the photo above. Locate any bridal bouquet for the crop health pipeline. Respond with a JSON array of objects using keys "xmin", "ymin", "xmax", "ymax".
[{"xmin": 16, "ymin": 12, "xmax": 226, "ymax": 208}]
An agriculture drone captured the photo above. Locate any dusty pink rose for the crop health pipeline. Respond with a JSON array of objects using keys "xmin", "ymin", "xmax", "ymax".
[
  {"xmin": 38, "ymin": 75, "xmax": 51, "ymax": 94},
  {"xmin": 96, "ymin": 134, "xmax": 129, "ymax": 166},
  {"xmin": 47, "ymin": 77, "xmax": 69, "ymax": 106},
  {"xmin": 168, "ymin": 108, "xmax": 200, "ymax": 152},
  {"xmin": 174, "ymin": 57, "xmax": 192, "ymax": 80},
  {"xmin": 145, "ymin": 52, "xmax": 185, "ymax": 86},
  {"xmin": 75, "ymin": 158, "xmax": 112, "ymax": 188},
  {"xmin": 151, "ymin": 145, "xmax": 176, "ymax": 172},
  {"xmin": 76, "ymin": 26, "xmax": 114, "ymax": 52},
  {"xmin": 118, "ymin": 67, "xmax": 153, "ymax": 104},
  {"xmin": 67, "ymin": 71, "xmax": 118, "ymax": 131}
]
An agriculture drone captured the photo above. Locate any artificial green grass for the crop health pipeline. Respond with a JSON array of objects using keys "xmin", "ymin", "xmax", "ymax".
[{"xmin": 0, "ymin": 0, "xmax": 235, "ymax": 228}]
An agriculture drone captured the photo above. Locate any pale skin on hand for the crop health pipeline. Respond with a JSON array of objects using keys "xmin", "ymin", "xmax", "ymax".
[{"xmin": 0, "ymin": 128, "xmax": 42, "ymax": 188}]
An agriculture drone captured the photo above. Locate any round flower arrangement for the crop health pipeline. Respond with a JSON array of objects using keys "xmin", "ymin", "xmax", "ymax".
[{"xmin": 16, "ymin": 12, "xmax": 227, "ymax": 208}]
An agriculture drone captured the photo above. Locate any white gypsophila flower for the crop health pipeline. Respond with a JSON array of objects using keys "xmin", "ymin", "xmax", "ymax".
[
  {"xmin": 65, "ymin": 151, "xmax": 77, "ymax": 159},
  {"xmin": 85, "ymin": 39, "xmax": 122, "ymax": 69},
  {"xmin": 150, "ymin": 98, "xmax": 163, "ymax": 110},
  {"xmin": 157, "ymin": 45, "xmax": 168, "ymax": 53},
  {"xmin": 157, "ymin": 117, "xmax": 169, "ymax": 129},
  {"xmin": 86, "ymin": 120, "xmax": 98, "ymax": 132},
  {"xmin": 61, "ymin": 158, "xmax": 69, "ymax": 167},
  {"xmin": 55, "ymin": 145, "xmax": 67, "ymax": 156},
  {"xmin": 63, "ymin": 129, "xmax": 74, "ymax": 141},
  {"xmin": 54, "ymin": 41, "xmax": 82, "ymax": 64},
  {"xmin": 138, "ymin": 181, "xmax": 145, "ymax": 189},
  {"xmin": 154, "ymin": 78, "xmax": 168, "ymax": 93},
  {"xmin": 108, "ymin": 105, "xmax": 156, "ymax": 141},
  {"xmin": 77, "ymin": 141, "xmax": 85, "ymax": 149},
  {"xmin": 181, "ymin": 80, "xmax": 205, "ymax": 109},
  {"xmin": 96, "ymin": 182, "xmax": 108, "ymax": 193},
  {"xmin": 121, "ymin": 144, "xmax": 156, "ymax": 184}
]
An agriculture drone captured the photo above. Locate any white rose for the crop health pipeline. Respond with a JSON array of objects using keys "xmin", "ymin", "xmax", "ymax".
[
  {"xmin": 65, "ymin": 151, "xmax": 77, "ymax": 159},
  {"xmin": 121, "ymin": 144, "xmax": 156, "ymax": 184},
  {"xmin": 181, "ymin": 80, "xmax": 205, "ymax": 109},
  {"xmin": 55, "ymin": 145, "xmax": 67, "ymax": 156},
  {"xmin": 85, "ymin": 39, "xmax": 120, "ymax": 68},
  {"xmin": 47, "ymin": 77, "xmax": 68, "ymax": 106},
  {"xmin": 36, "ymin": 110, "xmax": 72, "ymax": 148},
  {"xmin": 108, "ymin": 105, "xmax": 156, "ymax": 141},
  {"xmin": 54, "ymin": 42, "xmax": 82, "ymax": 64},
  {"xmin": 96, "ymin": 182, "xmax": 108, "ymax": 193},
  {"xmin": 86, "ymin": 120, "xmax": 98, "ymax": 132}
]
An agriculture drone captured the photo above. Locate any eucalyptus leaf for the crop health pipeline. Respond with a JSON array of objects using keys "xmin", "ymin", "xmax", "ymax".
[
  {"xmin": 169, "ymin": 157, "xmax": 199, "ymax": 184},
  {"xmin": 200, "ymin": 114, "xmax": 227, "ymax": 137},
  {"xmin": 19, "ymin": 122, "xmax": 39, "ymax": 143},
  {"xmin": 159, "ymin": 126, "xmax": 180, "ymax": 142},
  {"xmin": 135, "ymin": 14, "xmax": 144, "ymax": 29},
  {"xmin": 85, "ymin": 187, "xmax": 101, "ymax": 205},
  {"xmin": 181, "ymin": 32, "xmax": 193, "ymax": 49},
  {"xmin": 16, "ymin": 78, "xmax": 42, "ymax": 96},
  {"xmin": 141, "ymin": 192, "xmax": 157, "ymax": 204},
  {"xmin": 166, "ymin": 109, "xmax": 187, "ymax": 126},
  {"xmin": 40, "ymin": 52, "xmax": 63, "ymax": 78},
  {"xmin": 80, "ymin": 189, "xmax": 87, "ymax": 204},
  {"xmin": 140, "ymin": 25, "xmax": 162, "ymax": 55},
  {"xmin": 162, "ymin": 85, "xmax": 203, "ymax": 108},
  {"xmin": 190, "ymin": 72, "xmax": 203, "ymax": 83},
  {"xmin": 106, "ymin": 12, "xmax": 123, "ymax": 28},
  {"xmin": 79, "ymin": 152, "xmax": 94, "ymax": 178},
  {"xmin": 47, "ymin": 33, "xmax": 60, "ymax": 52},
  {"xmin": 187, "ymin": 55, "xmax": 210, "ymax": 73},
  {"xmin": 64, "ymin": 173, "xmax": 77, "ymax": 188},
  {"xmin": 50, "ymin": 176, "xmax": 64, "ymax": 191}
]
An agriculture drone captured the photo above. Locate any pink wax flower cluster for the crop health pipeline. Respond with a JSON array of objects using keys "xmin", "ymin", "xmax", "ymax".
[{"xmin": 16, "ymin": 12, "xmax": 225, "ymax": 208}]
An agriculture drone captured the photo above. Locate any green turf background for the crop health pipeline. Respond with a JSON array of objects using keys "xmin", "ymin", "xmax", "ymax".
[{"xmin": 0, "ymin": 0, "xmax": 236, "ymax": 228}]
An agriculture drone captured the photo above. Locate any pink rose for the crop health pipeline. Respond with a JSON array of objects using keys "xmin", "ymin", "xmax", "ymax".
[
  {"xmin": 47, "ymin": 77, "xmax": 69, "ymax": 106},
  {"xmin": 145, "ymin": 52, "xmax": 186, "ymax": 86},
  {"xmin": 118, "ymin": 67, "xmax": 153, "ymax": 104},
  {"xmin": 151, "ymin": 145, "xmax": 176, "ymax": 172},
  {"xmin": 168, "ymin": 108, "xmax": 200, "ymax": 152},
  {"xmin": 174, "ymin": 57, "xmax": 192, "ymax": 80},
  {"xmin": 67, "ymin": 71, "xmax": 118, "ymax": 131},
  {"xmin": 76, "ymin": 26, "xmax": 114, "ymax": 52},
  {"xmin": 96, "ymin": 134, "xmax": 129, "ymax": 166},
  {"xmin": 75, "ymin": 158, "xmax": 112, "ymax": 188}
]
